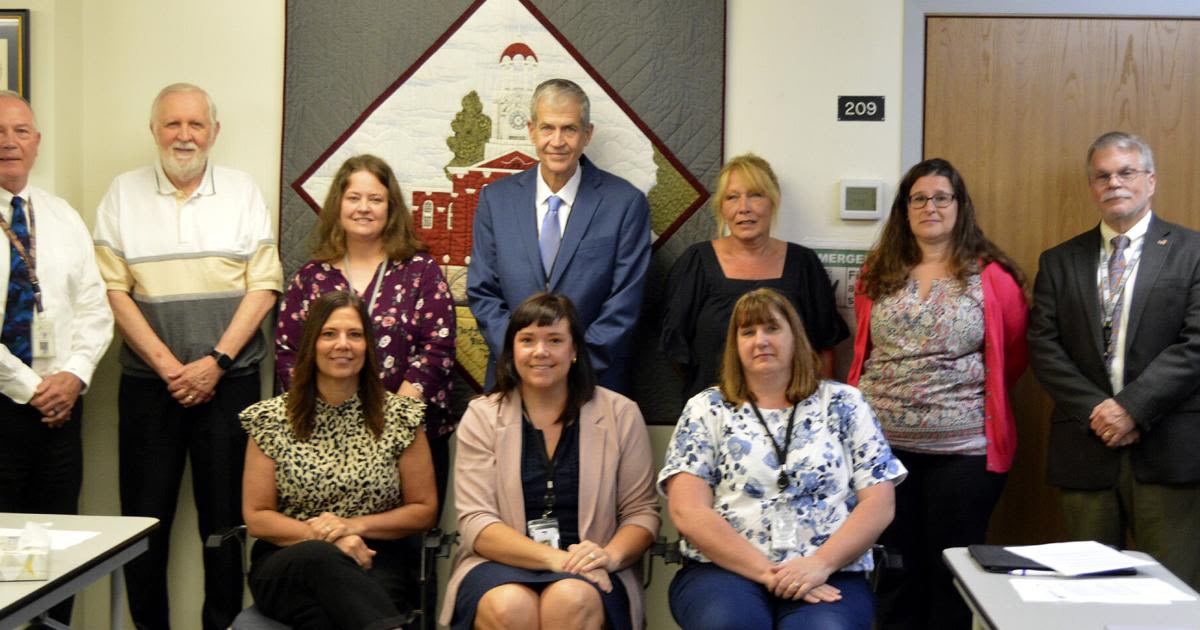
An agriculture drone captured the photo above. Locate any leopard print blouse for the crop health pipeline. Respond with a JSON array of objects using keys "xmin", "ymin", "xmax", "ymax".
[{"xmin": 240, "ymin": 392, "xmax": 424, "ymax": 520}]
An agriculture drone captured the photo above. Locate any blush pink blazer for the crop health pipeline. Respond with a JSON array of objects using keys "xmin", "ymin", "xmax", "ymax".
[{"xmin": 439, "ymin": 387, "xmax": 661, "ymax": 628}]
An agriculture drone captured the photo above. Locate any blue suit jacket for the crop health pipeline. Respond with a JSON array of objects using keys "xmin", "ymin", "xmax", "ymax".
[{"xmin": 467, "ymin": 155, "xmax": 651, "ymax": 393}]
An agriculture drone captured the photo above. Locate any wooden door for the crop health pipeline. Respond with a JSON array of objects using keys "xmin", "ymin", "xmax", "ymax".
[{"xmin": 924, "ymin": 16, "xmax": 1200, "ymax": 544}]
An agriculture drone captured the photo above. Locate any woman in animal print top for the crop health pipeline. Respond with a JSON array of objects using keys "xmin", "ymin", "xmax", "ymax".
[{"xmin": 241, "ymin": 291, "xmax": 437, "ymax": 629}]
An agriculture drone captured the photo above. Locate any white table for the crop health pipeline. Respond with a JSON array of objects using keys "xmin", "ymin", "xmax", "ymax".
[
  {"xmin": 0, "ymin": 513, "xmax": 157, "ymax": 630},
  {"xmin": 943, "ymin": 546, "xmax": 1200, "ymax": 629}
]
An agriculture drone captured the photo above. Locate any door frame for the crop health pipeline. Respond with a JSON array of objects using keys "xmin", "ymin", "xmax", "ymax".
[{"xmin": 901, "ymin": 0, "xmax": 1200, "ymax": 170}]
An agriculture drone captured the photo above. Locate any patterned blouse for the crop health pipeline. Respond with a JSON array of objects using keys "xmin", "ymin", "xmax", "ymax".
[
  {"xmin": 657, "ymin": 383, "xmax": 906, "ymax": 570},
  {"xmin": 857, "ymin": 276, "xmax": 987, "ymax": 454},
  {"xmin": 240, "ymin": 393, "xmax": 424, "ymax": 520},
  {"xmin": 275, "ymin": 254, "xmax": 456, "ymax": 436}
]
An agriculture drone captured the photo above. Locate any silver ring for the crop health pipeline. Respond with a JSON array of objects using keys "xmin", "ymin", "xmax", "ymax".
[
  {"xmin": 791, "ymin": 581, "xmax": 800, "ymax": 589},
  {"xmin": 587, "ymin": 552, "xmax": 596, "ymax": 560}
]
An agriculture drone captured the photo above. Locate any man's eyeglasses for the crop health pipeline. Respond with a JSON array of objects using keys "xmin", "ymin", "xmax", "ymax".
[
  {"xmin": 907, "ymin": 193, "xmax": 956, "ymax": 209},
  {"xmin": 1090, "ymin": 168, "xmax": 1148, "ymax": 187}
]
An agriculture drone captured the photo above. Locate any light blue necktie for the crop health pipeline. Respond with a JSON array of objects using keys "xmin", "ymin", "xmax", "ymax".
[{"xmin": 539, "ymin": 195, "xmax": 563, "ymax": 278}]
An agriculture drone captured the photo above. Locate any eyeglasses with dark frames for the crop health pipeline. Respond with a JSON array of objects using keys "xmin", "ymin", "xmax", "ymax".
[{"xmin": 907, "ymin": 193, "xmax": 956, "ymax": 209}]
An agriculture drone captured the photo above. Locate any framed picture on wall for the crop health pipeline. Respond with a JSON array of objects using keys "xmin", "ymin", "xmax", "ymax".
[{"xmin": 0, "ymin": 10, "xmax": 29, "ymax": 100}]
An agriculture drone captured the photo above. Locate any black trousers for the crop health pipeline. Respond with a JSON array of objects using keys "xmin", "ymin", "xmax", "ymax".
[
  {"xmin": 249, "ymin": 539, "xmax": 417, "ymax": 630},
  {"xmin": 875, "ymin": 450, "xmax": 1007, "ymax": 630},
  {"xmin": 0, "ymin": 394, "xmax": 83, "ymax": 625},
  {"xmin": 118, "ymin": 372, "xmax": 258, "ymax": 630},
  {"xmin": 427, "ymin": 430, "xmax": 451, "ymax": 520}
]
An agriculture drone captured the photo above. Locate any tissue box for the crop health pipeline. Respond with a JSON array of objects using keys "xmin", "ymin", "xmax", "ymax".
[{"xmin": 0, "ymin": 535, "xmax": 49, "ymax": 581}]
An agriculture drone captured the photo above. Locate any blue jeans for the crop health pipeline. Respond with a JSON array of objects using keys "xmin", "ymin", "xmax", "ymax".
[{"xmin": 669, "ymin": 562, "xmax": 874, "ymax": 630}]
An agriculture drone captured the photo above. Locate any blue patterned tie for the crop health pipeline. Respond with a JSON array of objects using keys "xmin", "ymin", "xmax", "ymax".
[
  {"xmin": 1, "ymin": 196, "xmax": 34, "ymax": 365},
  {"xmin": 1105, "ymin": 234, "xmax": 1130, "ymax": 373},
  {"xmin": 539, "ymin": 195, "xmax": 563, "ymax": 278}
]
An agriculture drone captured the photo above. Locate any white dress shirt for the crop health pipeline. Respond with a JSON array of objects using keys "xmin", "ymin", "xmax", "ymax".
[
  {"xmin": 1098, "ymin": 210, "xmax": 1152, "ymax": 393},
  {"xmin": 0, "ymin": 185, "xmax": 114, "ymax": 403},
  {"xmin": 534, "ymin": 164, "xmax": 583, "ymax": 239}
]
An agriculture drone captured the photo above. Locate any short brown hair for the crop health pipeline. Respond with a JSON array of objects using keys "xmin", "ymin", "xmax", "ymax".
[
  {"xmin": 310, "ymin": 155, "xmax": 425, "ymax": 263},
  {"xmin": 719, "ymin": 288, "xmax": 819, "ymax": 405}
]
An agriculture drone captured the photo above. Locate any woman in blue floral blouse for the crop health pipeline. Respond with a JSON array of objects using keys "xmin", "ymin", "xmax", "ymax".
[{"xmin": 659, "ymin": 288, "xmax": 906, "ymax": 629}]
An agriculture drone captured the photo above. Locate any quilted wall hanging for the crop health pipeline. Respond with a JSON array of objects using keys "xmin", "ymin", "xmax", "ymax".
[{"xmin": 282, "ymin": 0, "xmax": 725, "ymax": 424}]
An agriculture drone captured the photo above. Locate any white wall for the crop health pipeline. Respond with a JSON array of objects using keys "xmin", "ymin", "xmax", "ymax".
[
  {"xmin": 643, "ymin": 5, "xmax": 904, "ymax": 628},
  {"xmin": 20, "ymin": 0, "xmax": 283, "ymax": 627},
  {"xmin": 26, "ymin": 1, "xmax": 901, "ymax": 628},
  {"xmin": 726, "ymin": 1, "xmax": 901, "ymax": 249}
]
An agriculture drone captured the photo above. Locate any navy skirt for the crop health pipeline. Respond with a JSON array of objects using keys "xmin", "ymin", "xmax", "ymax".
[{"xmin": 452, "ymin": 561, "xmax": 632, "ymax": 630}]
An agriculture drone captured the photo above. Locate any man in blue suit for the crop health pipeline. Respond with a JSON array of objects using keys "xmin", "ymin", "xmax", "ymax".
[{"xmin": 468, "ymin": 78, "xmax": 650, "ymax": 394}]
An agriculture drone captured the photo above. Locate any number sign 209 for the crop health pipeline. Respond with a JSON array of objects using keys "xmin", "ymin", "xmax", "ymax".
[{"xmin": 838, "ymin": 96, "xmax": 885, "ymax": 121}]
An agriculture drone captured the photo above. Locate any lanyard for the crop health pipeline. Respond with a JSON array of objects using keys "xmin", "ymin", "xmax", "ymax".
[
  {"xmin": 1097, "ymin": 244, "xmax": 1142, "ymax": 354},
  {"xmin": 342, "ymin": 256, "xmax": 387, "ymax": 316},
  {"xmin": 524, "ymin": 406, "xmax": 573, "ymax": 519},
  {"xmin": 748, "ymin": 400, "xmax": 798, "ymax": 491},
  {"xmin": 0, "ymin": 198, "xmax": 43, "ymax": 313}
]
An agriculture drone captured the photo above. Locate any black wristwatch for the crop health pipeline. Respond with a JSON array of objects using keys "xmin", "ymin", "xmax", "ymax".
[{"xmin": 208, "ymin": 349, "xmax": 234, "ymax": 370}]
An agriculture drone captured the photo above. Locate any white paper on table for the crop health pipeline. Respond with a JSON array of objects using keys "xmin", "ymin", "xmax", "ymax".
[
  {"xmin": 1009, "ymin": 577, "xmax": 1196, "ymax": 604},
  {"xmin": 0, "ymin": 527, "xmax": 100, "ymax": 550},
  {"xmin": 1004, "ymin": 541, "xmax": 1157, "ymax": 576}
]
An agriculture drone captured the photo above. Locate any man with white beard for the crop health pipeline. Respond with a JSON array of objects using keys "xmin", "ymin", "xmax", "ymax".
[{"xmin": 93, "ymin": 83, "xmax": 282, "ymax": 630}]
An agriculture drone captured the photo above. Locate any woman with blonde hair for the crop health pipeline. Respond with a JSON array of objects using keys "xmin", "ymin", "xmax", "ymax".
[{"xmin": 662, "ymin": 153, "xmax": 846, "ymax": 402}]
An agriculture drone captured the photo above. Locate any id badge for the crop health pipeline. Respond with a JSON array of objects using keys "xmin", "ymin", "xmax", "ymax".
[
  {"xmin": 527, "ymin": 517, "xmax": 561, "ymax": 549},
  {"xmin": 32, "ymin": 313, "xmax": 55, "ymax": 360},
  {"xmin": 769, "ymin": 500, "xmax": 799, "ymax": 551}
]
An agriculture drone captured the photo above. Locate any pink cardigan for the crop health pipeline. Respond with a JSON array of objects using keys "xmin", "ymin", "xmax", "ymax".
[
  {"xmin": 439, "ymin": 387, "xmax": 661, "ymax": 628},
  {"xmin": 847, "ymin": 262, "xmax": 1029, "ymax": 472}
]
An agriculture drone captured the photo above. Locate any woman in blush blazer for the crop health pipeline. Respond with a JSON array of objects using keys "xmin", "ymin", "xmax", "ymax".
[{"xmin": 440, "ymin": 293, "xmax": 660, "ymax": 630}]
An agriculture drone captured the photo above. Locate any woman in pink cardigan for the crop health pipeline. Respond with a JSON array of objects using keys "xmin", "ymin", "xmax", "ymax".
[
  {"xmin": 440, "ymin": 293, "xmax": 660, "ymax": 630},
  {"xmin": 847, "ymin": 158, "xmax": 1028, "ymax": 630}
]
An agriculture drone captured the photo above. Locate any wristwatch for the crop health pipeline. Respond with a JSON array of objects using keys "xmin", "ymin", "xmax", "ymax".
[{"xmin": 208, "ymin": 349, "xmax": 234, "ymax": 370}]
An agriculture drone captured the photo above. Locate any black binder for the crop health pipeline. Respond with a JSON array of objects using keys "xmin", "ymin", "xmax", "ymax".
[{"xmin": 968, "ymin": 544, "xmax": 1138, "ymax": 576}]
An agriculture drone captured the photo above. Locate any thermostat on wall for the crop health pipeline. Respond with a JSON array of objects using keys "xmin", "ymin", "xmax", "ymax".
[{"xmin": 839, "ymin": 180, "xmax": 885, "ymax": 221}]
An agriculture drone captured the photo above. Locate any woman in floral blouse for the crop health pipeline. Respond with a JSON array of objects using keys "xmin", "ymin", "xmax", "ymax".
[
  {"xmin": 660, "ymin": 288, "xmax": 905, "ymax": 629},
  {"xmin": 275, "ymin": 154, "xmax": 456, "ymax": 504},
  {"xmin": 848, "ymin": 158, "xmax": 1028, "ymax": 629},
  {"xmin": 243, "ymin": 291, "xmax": 436, "ymax": 628}
]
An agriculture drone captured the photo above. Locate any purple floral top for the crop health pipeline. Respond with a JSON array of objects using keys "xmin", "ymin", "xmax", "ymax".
[{"xmin": 275, "ymin": 254, "xmax": 457, "ymax": 436}]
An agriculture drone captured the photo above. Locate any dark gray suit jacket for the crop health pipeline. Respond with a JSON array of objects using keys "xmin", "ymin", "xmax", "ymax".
[{"xmin": 1029, "ymin": 214, "xmax": 1200, "ymax": 488}]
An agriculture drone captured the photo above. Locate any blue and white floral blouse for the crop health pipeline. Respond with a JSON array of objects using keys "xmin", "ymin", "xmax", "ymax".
[{"xmin": 657, "ymin": 382, "xmax": 906, "ymax": 571}]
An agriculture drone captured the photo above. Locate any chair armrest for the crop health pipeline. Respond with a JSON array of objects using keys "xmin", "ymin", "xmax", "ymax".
[{"xmin": 205, "ymin": 524, "xmax": 247, "ymax": 551}]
